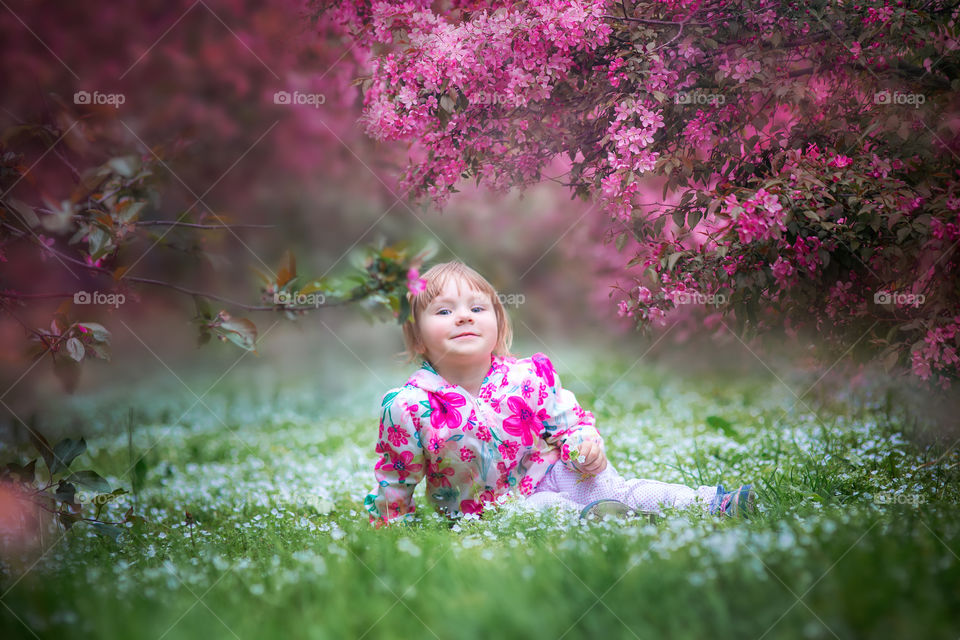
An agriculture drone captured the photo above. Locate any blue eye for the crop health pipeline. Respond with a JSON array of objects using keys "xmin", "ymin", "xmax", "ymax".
[
  {"xmin": 437, "ymin": 309, "xmax": 450, "ymax": 315},
  {"xmin": 472, "ymin": 306, "xmax": 484, "ymax": 312}
]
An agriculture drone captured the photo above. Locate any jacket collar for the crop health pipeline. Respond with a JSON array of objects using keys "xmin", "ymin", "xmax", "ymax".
[{"xmin": 406, "ymin": 353, "xmax": 499, "ymax": 396}]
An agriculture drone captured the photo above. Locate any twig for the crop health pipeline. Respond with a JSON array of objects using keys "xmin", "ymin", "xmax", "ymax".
[
  {"xmin": 134, "ymin": 221, "xmax": 276, "ymax": 229},
  {"xmin": 1, "ymin": 221, "xmax": 348, "ymax": 311}
]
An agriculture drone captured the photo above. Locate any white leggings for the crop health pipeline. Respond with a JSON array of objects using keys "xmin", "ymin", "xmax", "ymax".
[{"xmin": 524, "ymin": 461, "xmax": 718, "ymax": 515}]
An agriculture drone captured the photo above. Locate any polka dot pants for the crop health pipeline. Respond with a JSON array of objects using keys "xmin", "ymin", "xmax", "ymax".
[{"xmin": 525, "ymin": 461, "xmax": 719, "ymax": 515}]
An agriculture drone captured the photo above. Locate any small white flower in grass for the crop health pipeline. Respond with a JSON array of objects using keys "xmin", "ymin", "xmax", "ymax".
[{"xmin": 396, "ymin": 537, "xmax": 422, "ymax": 557}]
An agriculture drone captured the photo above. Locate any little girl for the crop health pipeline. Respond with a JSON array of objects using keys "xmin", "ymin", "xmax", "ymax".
[{"xmin": 364, "ymin": 261, "xmax": 754, "ymax": 526}]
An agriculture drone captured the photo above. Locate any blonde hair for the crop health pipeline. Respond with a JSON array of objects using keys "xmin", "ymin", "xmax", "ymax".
[{"xmin": 401, "ymin": 261, "xmax": 513, "ymax": 364}]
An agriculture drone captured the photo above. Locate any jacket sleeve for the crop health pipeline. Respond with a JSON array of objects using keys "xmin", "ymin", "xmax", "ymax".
[
  {"xmin": 363, "ymin": 389, "xmax": 427, "ymax": 527},
  {"xmin": 532, "ymin": 353, "xmax": 604, "ymax": 472}
]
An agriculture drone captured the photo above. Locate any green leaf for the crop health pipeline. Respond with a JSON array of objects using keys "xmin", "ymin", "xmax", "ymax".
[
  {"xmin": 89, "ymin": 522, "xmax": 124, "ymax": 542},
  {"xmin": 3, "ymin": 459, "xmax": 37, "ymax": 483},
  {"xmin": 688, "ymin": 209, "xmax": 702, "ymax": 229},
  {"xmin": 107, "ymin": 155, "xmax": 141, "ymax": 178},
  {"xmin": 215, "ymin": 313, "xmax": 258, "ymax": 351},
  {"xmin": 706, "ymin": 415, "xmax": 737, "ymax": 437},
  {"xmin": 51, "ymin": 437, "xmax": 87, "ymax": 474},
  {"xmin": 55, "ymin": 480, "xmax": 77, "ymax": 504},
  {"xmin": 896, "ymin": 225, "xmax": 912, "ymax": 243},
  {"xmin": 6, "ymin": 197, "xmax": 40, "ymax": 228},
  {"xmin": 132, "ymin": 458, "xmax": 147, "ymax": 494},
  {"xmin": 117, "ymin": 201, "xmax": 146, "ymax": 223},
  {"xmin": 66, "ymin": 337, "xmax": 85, "ymax": 362},
  {"xmin": 85, "ymin": 342, "xmax": 111, "ymax": 361},
  {"xmin": 667, "ymin": 252, "xmax": 683, "ymax": 271},
  {"xmin": 883, "ymin": 349, "xmax": 900, "ymax": 372},
  {"xmin": 59, "ymin": 511, "xmax": 81, "ymax": 531},
  {"xmin": 65, "ymin": 469, "xmax": 111, "ymax": 494},
  {"xmin": 28, "ymin": 428, "xmax": 56, "ymax": 475},
  {"xmin": 77, "ymin": 322, "xmax": 111, "ymax": 343}
]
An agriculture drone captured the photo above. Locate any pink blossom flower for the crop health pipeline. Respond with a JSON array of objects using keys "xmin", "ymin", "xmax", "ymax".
[{"xmin": 406, "ymin": 267, "xmax": 427, "ymax": 295}]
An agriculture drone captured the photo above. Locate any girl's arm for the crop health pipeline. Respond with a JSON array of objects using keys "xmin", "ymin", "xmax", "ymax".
[
  {"xmin": 533, "ymin": 353, "xmax": 604, "ymax": 472},
  {"xmin": 364, "ymin": 389, "xmax": 427, "ymax": 527}
]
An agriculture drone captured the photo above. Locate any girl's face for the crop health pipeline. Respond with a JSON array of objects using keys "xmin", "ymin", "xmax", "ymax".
[{"xmin": 416, "ymin": 276, "xmax": 498, "ymax": 369}]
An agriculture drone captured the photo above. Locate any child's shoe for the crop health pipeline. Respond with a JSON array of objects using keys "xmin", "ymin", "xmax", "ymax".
[
  {"xmin": 579, "ymin": 499, "xmax": 658, "ymax": 524},
  {"xmin": 709, "ymin": 484, "xmax": 756, "ymax": 517}
]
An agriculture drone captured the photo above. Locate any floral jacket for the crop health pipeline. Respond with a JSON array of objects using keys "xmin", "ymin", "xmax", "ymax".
[{"xmin": 364, "ymin": 352, "xmax": 603, "ymax": 526}]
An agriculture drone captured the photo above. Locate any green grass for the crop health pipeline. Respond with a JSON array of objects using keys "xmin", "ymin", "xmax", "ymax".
[{"xmin": 2, "ymin": 349, "xmax": 959, "ymax": 639}]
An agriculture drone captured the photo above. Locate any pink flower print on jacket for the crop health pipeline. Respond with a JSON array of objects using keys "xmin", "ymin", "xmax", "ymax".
[
  {"xmin": 387, "ymin": 424, "xmax": 409, "ymax": 447},
  {"xmin": 429, "ymin": 390, "xmax": 466, "ymax": 430},
  {"xmin": 377, "ymin": 448, "xmax": 423, "ymax": 483},
  {"xmin": 427, "ymin": 460, "xmax": 456, "ymax": 487},
  {"xmin": 498, "ymin": 439, "xmax": 520, "ymax": 460},
  {"xmin": 519, "ymin": 475, "xmax": 535, "ymax": 496},
  {"xmin": 427, "ymin": 434, "xmax": 445, "ymax": 454},
  {"xmin": 460, "ymin": 489, "xmax": 495, "ymax": 515},
  {"xmin": 521, "ymin": 378, "xmax": 535, "ymax": 399},
  {"xmin": 502, "ymin": 395, "xmax": 548, "ymax": 446},
  {"xmin": 496, "ymin": 459, "xmax": 518, "ymax": 490},
  {"xmin": 532, "ymin": 352, "xmax": 556, "ymax": 386}
]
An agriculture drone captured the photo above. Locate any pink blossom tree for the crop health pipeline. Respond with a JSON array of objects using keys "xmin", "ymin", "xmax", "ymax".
[{"xmin": 314, "ymin": 0, "xmax": 960, "ymax": 388}]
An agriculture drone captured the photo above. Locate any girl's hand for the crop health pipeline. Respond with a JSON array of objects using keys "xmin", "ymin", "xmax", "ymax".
[{"xmin": 576, "ymin": 439, "xmax": 607, "ymax": 475}]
